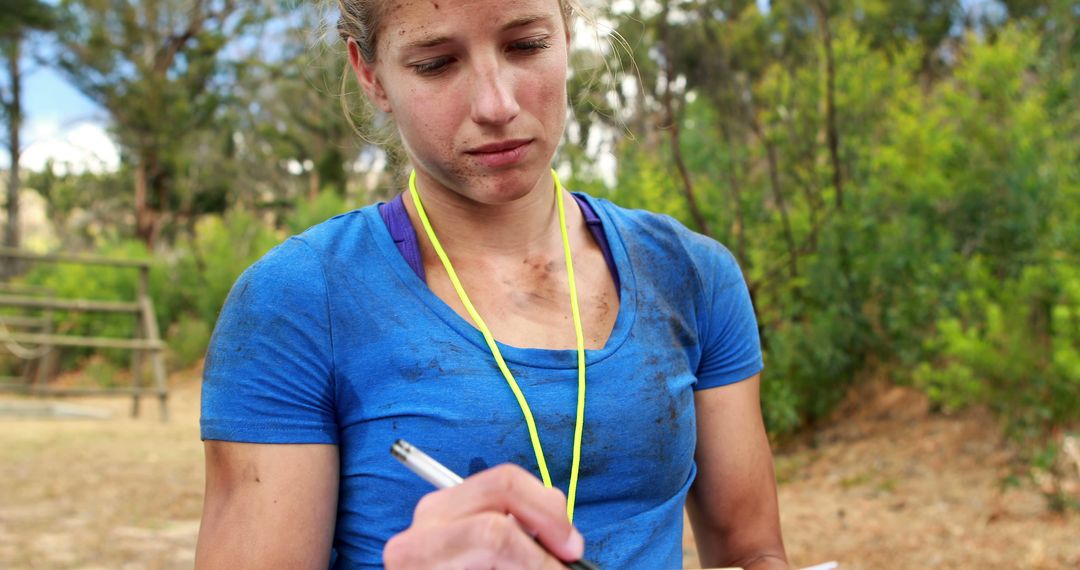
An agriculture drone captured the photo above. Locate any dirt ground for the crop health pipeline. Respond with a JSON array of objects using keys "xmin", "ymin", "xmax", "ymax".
[{"xmin": 2, "ymin": 369, "xmax": 1078, "ymax": 570}]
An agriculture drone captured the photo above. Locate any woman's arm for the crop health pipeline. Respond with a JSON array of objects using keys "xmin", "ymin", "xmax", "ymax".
[
  {"xmin": 687, "ymin": 374, "xmax": 790, "ymax": 570},
  {"xmin": 195, "ymin": 441, "xmax": 339, "ymax": 570}
]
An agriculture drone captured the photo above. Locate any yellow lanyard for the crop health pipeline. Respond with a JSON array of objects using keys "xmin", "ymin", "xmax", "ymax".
[{"xmin": 408, "ymin": 169, "xmax": 587, "ymax": 522}]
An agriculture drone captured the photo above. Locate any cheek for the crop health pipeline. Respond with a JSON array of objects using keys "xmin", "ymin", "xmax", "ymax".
[
  {"xmin": 394, "ymin": 89, "xmax": 460, "ymax": 149},
  {"xmin": 521, "ymin": 63, "xmax": 568, "ymax": 123}
]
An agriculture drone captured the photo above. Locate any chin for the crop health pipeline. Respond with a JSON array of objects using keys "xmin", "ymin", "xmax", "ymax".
[{"xmin": 471, "ymin": 168, "xmax": 550, "ymax": 204}]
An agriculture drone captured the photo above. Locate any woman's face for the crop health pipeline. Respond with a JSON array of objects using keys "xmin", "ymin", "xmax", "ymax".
[{"xmin": 351, "ymin": 0, "xmax": 570, "ymax": 204}]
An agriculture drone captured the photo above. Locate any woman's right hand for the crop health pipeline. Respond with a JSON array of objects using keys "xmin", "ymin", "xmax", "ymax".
[{"xmin": 383, "ymin": 464, "xmax": 585, "ymax": 569}]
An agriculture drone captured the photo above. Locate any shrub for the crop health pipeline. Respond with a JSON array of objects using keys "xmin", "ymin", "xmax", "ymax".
[
  {"xmin": 285, "ymin": 190, "xmax": 349, "ymax": 236},
  {"xmin": 166, "ymin": 313, "xmax": 213, "ymax": 371}
]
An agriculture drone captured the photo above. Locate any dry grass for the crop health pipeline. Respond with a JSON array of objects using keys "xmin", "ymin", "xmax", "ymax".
[
  {"xmin": 1, "ymin": 375, "xmax": 203, "ymax": 570},
  {"xmin": 2, "ymin": 372, "xmax": 1078, "ymax": 569}
]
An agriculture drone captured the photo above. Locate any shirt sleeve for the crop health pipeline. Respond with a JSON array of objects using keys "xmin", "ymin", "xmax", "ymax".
[
  {"xmin": 200, "ymin": 237, "xmax": 338, "ymax": 444},
  {"xmin": 690, "ymin": 237, "xmax": 764, "ymax": 390}
]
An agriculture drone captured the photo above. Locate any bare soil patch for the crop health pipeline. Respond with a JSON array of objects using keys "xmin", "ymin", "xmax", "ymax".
[
  {"xmin": 2, "ymin": 372, "xmax": 1077, "ymax": 569},
  {"xmin": 690, "ymin": 383, "xmax": 1080, "ymax": 569}
]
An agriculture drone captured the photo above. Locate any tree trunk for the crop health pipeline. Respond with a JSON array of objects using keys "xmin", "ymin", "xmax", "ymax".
[
  {"xmin": 814, "ymin": 0, "xmax": 857, "ymax": 321},
  {"xmin": 2, "ymin": 35, "xmax": 22, "ymax": 281},
  {"xmin": 718, "ymin": 121, "xmax": 747, "ymax": 265},
  {"xmin": 815, "ymin": 0, "xmax": 845, "ymax": 211},
  {"xmin": 658, "ymin": 0, "xmax": 711, "ymax": 237},
  {"xmin": 134, "ymin": 158, "xmax": 156, "ymax": 248},
  {"xmin": 752, "ymin": 116, "xmax": 799, "ymax": 281},
  {"xmin": 4, "ymin": 35, "xmax": 22, "ymax": 253},
  {"xmin": 308, "ymin": 168, "xmax": 320, "ymax": 202}
]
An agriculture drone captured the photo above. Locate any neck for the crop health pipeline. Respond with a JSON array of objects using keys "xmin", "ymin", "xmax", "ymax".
[{"xmin": 404, "ymin": 169, "xmax": 575, "ymax": 259}]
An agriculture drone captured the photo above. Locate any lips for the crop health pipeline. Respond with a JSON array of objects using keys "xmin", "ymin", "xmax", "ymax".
[{"xmin": 465, "ymin": 139, "xmax": 533, "ymax": 168}]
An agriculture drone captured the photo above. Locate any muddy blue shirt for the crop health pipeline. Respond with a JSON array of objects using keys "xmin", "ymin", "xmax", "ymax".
[{"xmin": 200, "ymin": 194, "xmax": 763, "ymax": 569}]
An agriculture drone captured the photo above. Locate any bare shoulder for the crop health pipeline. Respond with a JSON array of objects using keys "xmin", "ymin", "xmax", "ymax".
[{"xmin": 196, "ymin": 441, "xmax": 339, "ymax": 570}]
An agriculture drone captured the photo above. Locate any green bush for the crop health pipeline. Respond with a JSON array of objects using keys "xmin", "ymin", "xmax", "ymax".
[
  {"xmin": 915, "ymin": 258, "xmax": 1080, "ymax": 444},
  {"xmin": 167, "ymin": 210, "xmax": 283, "ymax": 327},
  {"xmin": 82, "ymin": 355, "xmax": 121, "ymax": 388},
  {"xmin": 151, "ymin": 210, "xmax": 283, "ymax": 367},
  {"xmin": 9, "ymin": 211, "xmax": 284, "ymax": 377},
  {"xmin": 166, "ymin": 313, "xmax": 213, "ymax": 371},
  {"xmin": 15, "ymin": 240, "xmax": 155, "ymax": 371},
  {"xmin": 285, "ymin": 190, "xmax": 349, "ymax": 236}
]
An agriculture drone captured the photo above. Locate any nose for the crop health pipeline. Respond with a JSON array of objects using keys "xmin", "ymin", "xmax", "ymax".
[{"xmin": 469, "ymin": 58, "xmax": 520, "ymax": 126}]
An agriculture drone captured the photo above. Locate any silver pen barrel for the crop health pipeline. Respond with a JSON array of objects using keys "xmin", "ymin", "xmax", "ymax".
[{"xmin": 392, "ymin": 439, "xmax": 465, "ymax": 489}]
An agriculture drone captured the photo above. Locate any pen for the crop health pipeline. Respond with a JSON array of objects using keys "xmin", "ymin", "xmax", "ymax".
[{"xmin": 391, "ymin": 439, "xmax": 600, "ymax": 570}]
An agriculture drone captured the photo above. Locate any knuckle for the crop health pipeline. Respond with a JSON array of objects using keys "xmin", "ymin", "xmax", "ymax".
[
  {"xmin": 488, "ymin": 463, "xmax": 528, "ymax": 495},
  {"xmin": 412, "ymin": 491, "xmax": 442, "ymax": 520},
  {"xmin": 382, "ymin": 532, "xmax": 412, "ymax": 568},
  {"xmin": 472, "ymin": 512, "xmax": 516, "ymax": 554}
]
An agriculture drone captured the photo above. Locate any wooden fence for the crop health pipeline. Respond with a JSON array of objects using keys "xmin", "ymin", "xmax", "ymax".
[{"xmin": 0, "ymin": 248, "xmax": 169, "ymax": 420}]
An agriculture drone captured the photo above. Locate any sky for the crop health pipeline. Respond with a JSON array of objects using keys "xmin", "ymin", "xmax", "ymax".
[
  {"xmin": 5, "ymin": 0, "xmax": 998, "ymax": 175},
  {"xmin": 17, "ymin": 67, "xmax": 117, "ymax": 174}
]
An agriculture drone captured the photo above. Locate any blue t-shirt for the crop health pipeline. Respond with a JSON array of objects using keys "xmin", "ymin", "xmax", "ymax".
[
  {"xmin": 378, "ymin": 192, "xmax": 620, "ymax": 292},
  {"xmin": 201, "ymin": 193, "xmax": 763, "ymax": 569}
]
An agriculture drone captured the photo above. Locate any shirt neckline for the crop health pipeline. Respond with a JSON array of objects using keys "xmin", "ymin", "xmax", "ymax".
[{"xmin": 362, "ymin": 193, "xmax": 637, "ymax": 370}]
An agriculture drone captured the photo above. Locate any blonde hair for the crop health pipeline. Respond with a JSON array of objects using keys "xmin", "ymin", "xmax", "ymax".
[
  {"xmin": 335, "ymin": 0, "xmax": 584, "ymax": 63},
  {"xmin": 333, "ymin": 0, "xmax": 632, "ymax": 151}
]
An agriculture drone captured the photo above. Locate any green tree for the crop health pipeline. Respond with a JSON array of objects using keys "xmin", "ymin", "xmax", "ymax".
[
  {"xmin": 0, "ymin": 0, "xmax": 54, "ymax": 272},
  {"xmin": 231, "ymin": 25, "xmax": 366, "ymax": 206},
  {"xmin": 51, "ymin": 0, "xmax": 271, "ymax": 247}
]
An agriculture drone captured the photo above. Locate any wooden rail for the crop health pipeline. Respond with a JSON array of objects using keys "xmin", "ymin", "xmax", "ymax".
[
  {"xmin": 0, "ymin": 315, "xmax": 49, "ymax": 327},
  {"xmin": 0, "ymin": 332, "xmax": 164, "ymax": 350},
  {"xmin": 0, "ymin": 248, "xmax": 169, "ymax": 420},
  {"xmin": 0, "ymin": 283, "xmax": 53, "ymax": 295},
  {"xmin": 0, "ymin": 383, "xmax": 166, "ymax": 397},
  {"xmin": 0, "ymin": 247, "xmax": 150, "ymax": 268},
  {"xmin": 0, "ymin": 295, "xmax": 141, "ymax": 313}
]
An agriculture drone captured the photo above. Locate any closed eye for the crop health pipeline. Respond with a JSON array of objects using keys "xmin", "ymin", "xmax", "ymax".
[
  {"xmin": 509, "ymin": 37, "xmax": 552, "ymax": 54},
  {"xmin": 410, "ymin": 56, "xmax": 453, "ymax": 76},
  {"xmin": 408, "ymin": 36, "xmax": 552, "ymax": 76}
]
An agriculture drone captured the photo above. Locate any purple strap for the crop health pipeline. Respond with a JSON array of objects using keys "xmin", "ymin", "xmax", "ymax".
[
  {"xmin": 378, "ymin": 193, "xmax": 620, "ymax": 293},
  {"xmin": 578, "ymin": 195, "xmax": 622, "ymax": 293},
  {"xmin": 379, "ymin": 194, "xmax": 427, "ymax": 281}
]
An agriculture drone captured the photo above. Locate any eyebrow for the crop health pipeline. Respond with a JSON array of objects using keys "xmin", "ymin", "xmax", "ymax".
[{"xmin": 401, "ymin": 13, "xmax": 554, "ymax": 50}]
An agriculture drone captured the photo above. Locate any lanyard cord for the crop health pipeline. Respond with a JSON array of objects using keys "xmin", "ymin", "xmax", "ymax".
[{"xmin": 408, "ymin": 169, "xmax": 586, "ymax": 522}]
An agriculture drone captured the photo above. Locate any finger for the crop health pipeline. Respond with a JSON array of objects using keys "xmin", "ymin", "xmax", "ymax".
[
  {"xmin": 383, "ymin": 512, "xmax": 569, "ymax": 570},
  {"xmin": 410, "ymin": 464, "xmax": 584, "ymax": 561}
]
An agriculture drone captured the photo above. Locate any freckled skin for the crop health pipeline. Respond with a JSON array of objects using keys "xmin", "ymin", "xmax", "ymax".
[
  {"xmin": 351, "ymin": 0, "xmax": 619, "ymax": 349},
  {"xmin": 372, "ymin": 0, "xmax": 570, "ymax": 204}
]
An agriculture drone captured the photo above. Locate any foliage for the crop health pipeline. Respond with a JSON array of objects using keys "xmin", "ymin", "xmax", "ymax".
[
  {"xmin": 165, "ymin": 312, "xmax": 212, "ymax": 371},
  {"xmin": 15, "ymin": 240, "xmax": 153, "ymax": 370},
  {"xmin": 50, "ymin": 0, "xmax": 273, "ymax": 245},
  {"xmin": 285, "ymin": 189, "xmax": 348, "ymax": 236},
  {"xmin": 591, "ymin": 3, "xmax": 1080, "ymax": 481},
  {"xmin": 8, "ymin": 209, "xmax": 283, "ymax": 376},
  {"xmin": 0, "ymin": 0, "xmax": 54, "ymax": 34},
  {"xmin": 7, "ymin": 0, "xmax": 1080, "ymax": 505},
  {"xmin": 915, "ymin": 260, "xmax": 1080, "ymax": 435},
  {"xmin": 163, "ymin": 210, "xmax": 282, "ymax": 328},
  {"xmin": 81, "ymin": 355, "xmax": 121, "ymax": 388},
  {"xmin": 25, "ymin": 166, "xmax": 135, "ymax": 246}
]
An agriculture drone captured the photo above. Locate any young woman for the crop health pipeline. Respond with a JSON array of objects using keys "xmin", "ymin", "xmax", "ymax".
[{"xmin": 194, "ymin": 0, "xmax": 789, "ymax": 568}]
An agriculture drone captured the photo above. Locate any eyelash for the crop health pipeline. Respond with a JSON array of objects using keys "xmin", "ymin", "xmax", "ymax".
[
  {"xmin": 411, "ymin": 58, "xmax": 451, "ymax": 76},
  {"xmin": 512, "ymin": 38, "xmax": 553, "ymax": 53},
  {"xmin": 410, "ymin": 37, "xmax": 553, "ymax": 77}
]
